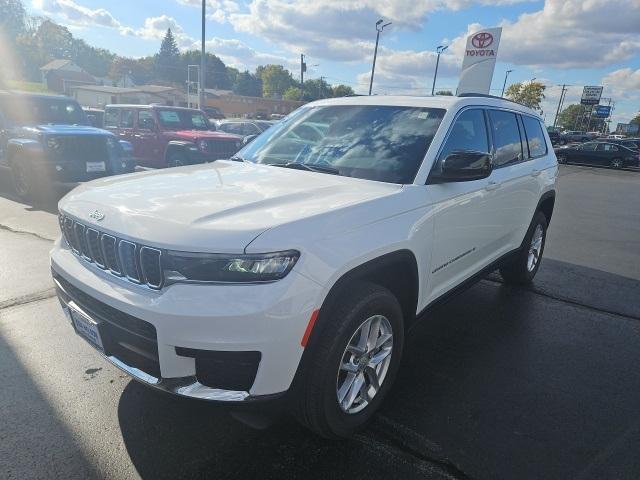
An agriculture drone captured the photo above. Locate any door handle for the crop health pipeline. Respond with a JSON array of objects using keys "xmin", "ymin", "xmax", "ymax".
[
  {"xmin": 485, "ymin": 181, "xmax": 501, "ymax": 191},
  {"xmin": 531, "ymin": 169, "xmax": 542, "ymax": 177}
]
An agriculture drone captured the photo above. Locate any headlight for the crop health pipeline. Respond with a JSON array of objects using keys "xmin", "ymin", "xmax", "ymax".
[
  {"xmin": 163, "ymin": 250, "xmax": 300, "ymax": 284},
  {"xmin": 198, "ymin": 139, "xmax": 209, "ymax": 152}
]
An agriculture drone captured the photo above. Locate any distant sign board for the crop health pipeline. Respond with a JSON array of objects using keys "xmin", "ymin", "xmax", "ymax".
[
  {"xmin": 457, "ymin": 27, "xmax": 502, "ymax": 95},
  {"xmin": 593, "ymin": 105, "xmax": 612, "ymax": 117},
  {"xmin": 616, "ymin": 123, "xmax": 640, "ymax": 135},
  {"xmin": 581, "ymin": 86, "xmax": 603, "ymax": 105}
]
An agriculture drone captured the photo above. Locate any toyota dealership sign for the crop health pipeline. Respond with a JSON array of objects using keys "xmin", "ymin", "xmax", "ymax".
[{"xmin": 457, "ymin": 27, "xmax": 502, "ymax": 95}]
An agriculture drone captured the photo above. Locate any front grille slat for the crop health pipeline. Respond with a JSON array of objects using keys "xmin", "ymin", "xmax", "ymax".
[{"xmin": 60, "ymin": 215, "xmax": 163, "ymax": 290}]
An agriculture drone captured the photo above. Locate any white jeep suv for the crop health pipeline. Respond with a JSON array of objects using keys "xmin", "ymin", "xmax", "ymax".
[{"xmin": 51, "ymin": 95, "xmax": 557, "ymax": 437}]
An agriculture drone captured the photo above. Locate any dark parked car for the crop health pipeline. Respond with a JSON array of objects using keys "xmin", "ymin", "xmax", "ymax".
[
  {"xmin": 203, "ymin": 106, "xmax": 225, "ymax": 120},
  {"xmin": 0, "ymin": 93, "xmax": 135, "ymax": 203},
  {"xmin": 607, "ymin": 138, "xmax": 640, "ymax": 151},
  {"xmin": 555, "ymin": 141, "xmax": 639, "ymax": 169},
  {"xmin": 547, "ymin": 129, "xmax": 567, "ymax": 146},
  {"xmin": 103, "ymin": 105, "xmax": 243, "ymax": 168},
  {"xmin": 563, "ymin": 130, "xmax": 591, "ymax": 143},
  {"xmin": 216, "ymin": 119, "xmax": 275, "ymax": 136}
]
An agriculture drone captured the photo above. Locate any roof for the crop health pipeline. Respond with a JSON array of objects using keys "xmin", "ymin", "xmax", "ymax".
[
  {"xmin": 137, "ymin": 85, "xmax": 181, "ymax": 94},
  {"xmin": 204, "ymin": 88, "xmax": 234, "ymax": 97},
  {"xmin": 40, "ymin": 59, "xmax": 74, "ymax": 71},
  {"xmin": 71, "ymin": 85, "xmax": 139, "ymax": 94},
  {"xmin": 0, "ymin": 91, "xmax": 72, "ymax": 100},
  {"xmin": 105, "ymin": 104, "xmax": 202, "ymax": 112},
  {"xmin": 49, "ymin": 70, "xmax": 96, "ymax": 84},
  {"xmin": 309, "ymin": 94, "xmax": 540, "ymax": 118}
]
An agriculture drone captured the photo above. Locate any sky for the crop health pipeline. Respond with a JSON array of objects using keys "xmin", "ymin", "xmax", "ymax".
[{"xmin": 29, "ymin": 0, "xmax": 640, "ymax": 127}]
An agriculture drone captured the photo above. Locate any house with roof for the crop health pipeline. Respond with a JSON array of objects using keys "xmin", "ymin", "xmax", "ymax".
[
  {"xmin": 70, "ymin": 84, "xmax": 185, "ymax": 108},
  {"xmin": 40, "ymin": 59, "xmax": 96, "ymax": 95}
]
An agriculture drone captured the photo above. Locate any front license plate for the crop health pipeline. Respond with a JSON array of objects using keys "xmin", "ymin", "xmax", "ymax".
[
  {"xmin": 86, "ymin": 161, "xmax": 106, "ymax": 173},
  {"xmin": 70, "ymin": 307, "xmax": 104, "ymax": 352}
]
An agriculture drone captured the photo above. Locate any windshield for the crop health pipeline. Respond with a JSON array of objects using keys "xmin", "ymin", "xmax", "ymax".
[
  {"xmin": 156, "ymin": 109, "xmax": 210, "ymax": 131},
  {"xmin": 0, "ymin": 96, "xmax": 88, "ymax": 126},
  {"xmin": 255, "ymin": 121, "xmax": 274, "ymax": 132},
  {"xmin": 238, "ymin": 105, "xmax": 445, "ymax": 184}
]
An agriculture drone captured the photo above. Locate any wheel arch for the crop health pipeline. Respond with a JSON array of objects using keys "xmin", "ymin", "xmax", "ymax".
[{"xmin": 536, "ymin": 190, "xmax": 556, "ymax": 225}]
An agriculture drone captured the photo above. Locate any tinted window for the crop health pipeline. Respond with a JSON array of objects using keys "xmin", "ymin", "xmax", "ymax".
[
  {"xmin": 243, "ymin": 123, "xmax": 261, "ymax": 135},
  {"xmin": 580, "ymin": 142, "xmax": 597, "ymax": 151},
  {"xmin": 138, "ymin": 110, "xmax": 156, "ymax": 130},
  {"xmin": 597, "ymin": 143, "xmax": 618, "ymax": 152},
  {"xmin": 220, "ymin": 123, "xmax": 244, "ymax": 135},
  {"xmin": 488, "ymin": 110, "xmax": 523, "ymax": 167},
  {"xmin": 157, "ymin": 109, "xmax": 209, "ymax": 131},
  {"xmin": 104, "ymin": 109, "xmax": 118, "ymax": 128},
  {"xmin": 0, "ymin": 96, "xmax": 87, "ymax": 125},
  {"xmin": 440, "ymin": 109, "xmax": 489, "ymax": 159},
  {"xmin": 119, "ymin": 109, "xmax": 134, "ymax": 128},
  {"xmin": 242, "ymin": 105, "xmax": 446, "ymax": 184},
  {"xmin": 522, "ymin": 116, "xmax": 548, "ymax": 158}
]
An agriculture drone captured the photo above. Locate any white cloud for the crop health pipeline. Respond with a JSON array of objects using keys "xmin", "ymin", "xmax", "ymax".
[
  {"xmin": 199, "ymin": 37, "xmax": 297, "ymax": 71},
  {"xmin": 32, "ymin": 0, "xmax": 130, "ymax": 33}
]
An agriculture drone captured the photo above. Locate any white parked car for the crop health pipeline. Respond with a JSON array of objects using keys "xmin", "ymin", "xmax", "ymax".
[{"xmin": 51, "ymin": 95, "xmax": 558, "ymax": 437}]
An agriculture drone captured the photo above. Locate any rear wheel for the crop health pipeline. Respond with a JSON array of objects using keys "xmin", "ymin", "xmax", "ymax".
[
  {"xmin": 11, "ymin": 159, "xmax": 32, "ymax": 200},
  {"xmin": 500, "ymin": 211, "xmax": 547, "ymax": 285},
  {"xmin": 294, "ymin": 282, "xmax": 404, "ymax": 438},
  {"xmin": 610, "ymin": 157, "xmax": 623, "ymax": 169}
]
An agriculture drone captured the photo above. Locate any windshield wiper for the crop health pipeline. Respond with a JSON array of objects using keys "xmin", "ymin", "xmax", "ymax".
[
  {"xmin": 229, "ymin": 155, "xmax": 246, "ymax": 162},
  {"xmin": 270, "ymin": 162, "xmax": 340, "ymax": 175}
]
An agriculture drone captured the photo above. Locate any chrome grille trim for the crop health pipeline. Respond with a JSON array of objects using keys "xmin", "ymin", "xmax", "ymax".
[{"xmin": 59, "ymin": 215, "xmax": 163, "ymax": 290}]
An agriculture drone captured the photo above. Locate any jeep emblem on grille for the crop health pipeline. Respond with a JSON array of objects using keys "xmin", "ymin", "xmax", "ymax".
[{"xmin": 89, "ymin": 210, "xmax": 105, "ymax": 222}]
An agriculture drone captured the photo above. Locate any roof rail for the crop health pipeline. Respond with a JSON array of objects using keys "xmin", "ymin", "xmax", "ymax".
[{"xmin": 457, "ymin": 92, "xmax": 529, "ymax": 108}]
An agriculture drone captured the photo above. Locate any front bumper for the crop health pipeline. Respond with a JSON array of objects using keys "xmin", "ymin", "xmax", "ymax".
[{"xmin": 50, "ymin": 239, "xmax": 321, "ymax": 401}]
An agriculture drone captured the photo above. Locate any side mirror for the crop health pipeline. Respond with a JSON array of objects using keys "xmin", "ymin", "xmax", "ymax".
[{"xmin": 428, "ymin": 150, "xmax": 493, "ymax": 184}]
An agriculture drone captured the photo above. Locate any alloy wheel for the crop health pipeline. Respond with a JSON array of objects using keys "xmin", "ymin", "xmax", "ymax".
[
  {"xmin": 527, "ymin": 224, "xmax": 544, "ymax": 272},
  {"xmin": 336, "ymin": 315, "xmax": 393, "ymax": 414}
]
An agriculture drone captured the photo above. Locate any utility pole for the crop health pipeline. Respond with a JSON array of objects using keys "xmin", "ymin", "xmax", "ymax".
[
  {"xmin": 501, "ymin": 69, "xmax": 513, "ymax": 97},
  {"xmin": 199, "ymin": 0, "xmax": 205, "ymax": 110},
  {"xmin": 553, "ymin": 84, "xmax": 568, "ymax": 128},
  {"xmin": 369, "ymin": 20, "xmax": 391, "ymax": 96},
  {"xmin": 431, "ymin": 45, "xmax": 448, "ymax": 96},
  {"xmin": 300, "ymin": 54, "xmax": 306, "ymax": 101},
  {"xmin": 319, "ymin": 76, "xmax": 325, "ymax": 99}
]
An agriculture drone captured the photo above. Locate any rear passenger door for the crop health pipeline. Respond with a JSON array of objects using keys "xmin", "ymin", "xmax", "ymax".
[{"xmin": 486, "ymin": 109, "xmax": 540, "ymax": 251}]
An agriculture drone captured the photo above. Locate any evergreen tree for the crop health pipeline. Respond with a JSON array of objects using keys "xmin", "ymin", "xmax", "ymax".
[{"xmin": 156, "ymin": 28, "xmax": 180, "ymax": 83}]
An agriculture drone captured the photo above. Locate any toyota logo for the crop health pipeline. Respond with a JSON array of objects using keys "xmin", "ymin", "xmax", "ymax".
[{"xmin": 472, "ymin": 32, "xmax": 493, "ymax": 48}]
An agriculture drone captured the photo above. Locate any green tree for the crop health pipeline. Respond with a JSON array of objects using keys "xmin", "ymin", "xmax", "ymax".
[
  {"xmin": 331, "ymin": 84, "xmax": 355, "ymax": 97},
  {"xmin": 631, "ymin": 113, "xmax": 640, "ymax": 125},
  {"xmin": 0, "ymin": 0, "xmax": 26, "ymax": 40},
  {"xmin": 282, "ymin": 86, "xmax": 300, "ymax": 101},
  {"xmin": 505, "ymin": 81, "xmax": 546, "ymax": 111},
  {"xmin": 435, "ymin": 90, "xmax": 453, "ymax": 96},
  {"xmin": 556, "ymin": 104, "xmax": 605, "ymax": 132},
  {"xmin": 257, "ymin": 64, "xmax": 295, "ymax": 98},
  {"xmin": 156, "ymin": 28, "xmax": 180, "ymax": 83},
  {"xmin": 303, "ymin": 78, "xmax": 331, "ymax": 101},
  {"xmin": 233, "ymin": 70, "xmax": 262, "ymax": 97}
]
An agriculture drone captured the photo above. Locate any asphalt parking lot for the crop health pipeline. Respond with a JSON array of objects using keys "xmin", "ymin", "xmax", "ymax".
[{"xmin": 1, "ymin": 164, "xmax": 639, "ymax": 479}]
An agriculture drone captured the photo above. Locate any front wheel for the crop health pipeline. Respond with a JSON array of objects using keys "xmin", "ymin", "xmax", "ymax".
[
  {"xmin": 294, "ymin": 282, "xmax": 404, "ymax": 438},
  {"xmin": 500, "ymin": 211, "xmax": 548, "ymax": 285},
  {"xmin": 557, "ymin": 154, "xmax": 567, "ymax": 164},
  {"xmin": 11, "ymin": 159, "xmax": 33, "ymax": 200},
  {"xmin": 610, "ymin": 158, "xmax": 623, "ymax": 169},
  {"xmin": 167, "ymin": 151, "xmax": 187, "ymax": 168}
]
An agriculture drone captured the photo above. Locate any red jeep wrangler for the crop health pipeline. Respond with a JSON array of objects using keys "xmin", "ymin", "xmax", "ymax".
[{"xmin": 103, "ymin": 105, "xmax": 242, "ymax": 168}]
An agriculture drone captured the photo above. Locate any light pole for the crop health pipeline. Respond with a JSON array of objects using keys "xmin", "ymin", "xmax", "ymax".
[
  {"xmin": 199, "ymin": 0, "xmax": 205, "ymax": 110},
  {"xmin": 368, "ymin": 19, "xmax": 391, "ymax": 96},
  {"xmin": 431, "ymin": 45, "xmax": 448, "ymax": 96},
  {"xmin": 500, "ymin": 69, "xmax": 513, "ymax": 97}
]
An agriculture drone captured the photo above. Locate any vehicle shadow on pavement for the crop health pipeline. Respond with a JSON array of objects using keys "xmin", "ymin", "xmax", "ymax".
[
  {"xmin": 0, "ymin": 177, "xmax": 61, "ymax": 214},
  {"xmin": 0, "ymin": 331, "xmax": 98, "ymax": 479},
  {"xmin": 116, "ymin": 381, "xmax": 452, "ymax": 479},
  {"xmin": 379, "ymin": 261, "xmax": 640, "ymax": 480}
]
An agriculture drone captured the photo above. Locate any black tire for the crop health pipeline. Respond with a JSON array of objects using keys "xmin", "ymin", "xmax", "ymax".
[
  {"xmin": 610, "ymin": 157, "xmax": 623, "ymax": 169},
  {"xmin": 167, "ymin": 151, "xmax": 187, "ymax": 168},
  {"xmin": 556, "ymin": 154, "xmax": 567, "ymax": 164},
  {"xmin": 293, "ymin": 282, "xmax": 404, "ymax": 438},
  {"xmin": 500, "ymin": 211, "xmax": 548, "ymax": 285}
]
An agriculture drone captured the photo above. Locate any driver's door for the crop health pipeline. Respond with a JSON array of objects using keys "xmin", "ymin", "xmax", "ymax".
[
  {"xmin": 576, "ymin": 142, "xmax": 598, "ymax": 164},
  {"xmin": 427, "ymin": 108, "xmax": 500, "ymax": 302}
]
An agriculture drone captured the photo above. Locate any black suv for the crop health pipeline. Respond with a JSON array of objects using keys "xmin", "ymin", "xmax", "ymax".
[{"xmin": 0, "ymin": 93, "xmax": 135, "ymax": 203}]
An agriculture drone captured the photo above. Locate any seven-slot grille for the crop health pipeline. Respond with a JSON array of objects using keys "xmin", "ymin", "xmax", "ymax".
[
  {"xmin": 205, "ymin": 139, "xmax": 240, "ymax": 160},
  {"xmin": 59, "ymin": 214, "xmax": 163, "ymax": 289}
]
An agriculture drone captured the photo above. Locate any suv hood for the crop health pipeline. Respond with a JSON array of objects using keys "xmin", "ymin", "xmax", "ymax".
[
  {"xmin": 23, "ymin": 124, "xmax": 112, "ymax": 136},
  {"xmin": 60, "ymin": 161, "xmax": 401, "ymax": 253}
]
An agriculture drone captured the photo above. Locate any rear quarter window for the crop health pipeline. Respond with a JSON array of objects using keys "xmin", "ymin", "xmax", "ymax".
[{"xmin": 522, "ymin": 116, "xmax": 548, "ymax": 158}]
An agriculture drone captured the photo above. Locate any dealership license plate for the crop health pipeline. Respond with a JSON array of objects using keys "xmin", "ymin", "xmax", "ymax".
[
  {"xmin": 70, "ymin": 307, "xmax": 104, "ymax": 351},
  {"xmin": 86, "ymin": 161, "xmax": 106, "ymax": 173}
]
